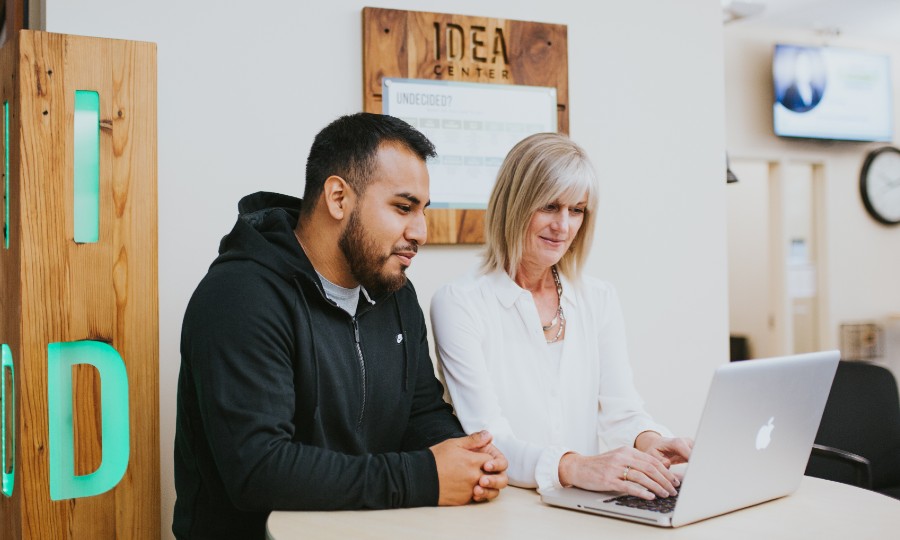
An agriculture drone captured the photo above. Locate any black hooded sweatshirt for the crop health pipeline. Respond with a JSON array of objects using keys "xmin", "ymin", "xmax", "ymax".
[{"xmin": 173, "ymin": 192, "xmax": 464, "ymax": 539}]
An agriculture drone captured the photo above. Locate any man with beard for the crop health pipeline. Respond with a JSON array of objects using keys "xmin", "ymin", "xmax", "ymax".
[{"xmin": 173, "ymin": 113, "xmax": 509, "ymax": 540}]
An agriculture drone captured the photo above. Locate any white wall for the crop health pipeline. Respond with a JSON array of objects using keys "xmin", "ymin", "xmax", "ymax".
[
  {"xmin": 44, "ymin": 1, "xmax": 728, "ymax": 537},
  {"xmin": 724, "ymin": 25, "xmax": 900, "ymax": 353},
  {"xmin": 727, "ymin": 158, "xmax": 772, "ymax": 357}
]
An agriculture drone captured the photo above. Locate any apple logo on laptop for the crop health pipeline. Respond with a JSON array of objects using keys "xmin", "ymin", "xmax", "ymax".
[{"xmin": 755, "ymin": 417, "xmax": 775, "ymax": 450}]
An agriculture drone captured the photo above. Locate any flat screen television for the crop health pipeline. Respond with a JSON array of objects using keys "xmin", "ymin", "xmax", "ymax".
[{"xmin": 772, "ymin": 44, "xmax": 893, "ymax": 142}]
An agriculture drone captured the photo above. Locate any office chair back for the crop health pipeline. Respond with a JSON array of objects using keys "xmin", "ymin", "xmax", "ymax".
[{"xmin": 805, "ymin": 361, "xmax": 900, "ymax": 499}]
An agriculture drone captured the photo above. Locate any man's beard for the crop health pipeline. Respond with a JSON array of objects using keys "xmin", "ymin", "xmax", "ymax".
[{"xmin": 338, "ymin": 209, "xmax": 414, "ymax": 296}]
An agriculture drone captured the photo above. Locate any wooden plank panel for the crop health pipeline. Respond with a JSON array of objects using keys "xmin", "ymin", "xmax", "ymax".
[
  {"xmin": 62, "ymin": 37, "xmax": 108, "ymax": 501},
  {"xmin": 2, "ymin": 30, "xmax": 158, "ymax": 540},
  {"xmin": 0, "ymin": 23, "xmax": 23, "ymax": 540},
  {"xmin": 362, "ymin": 7, "xmax": 408, "ymax": 113},
  {"xmin": 507, "ymin": 19, "xmax": 568, "ymax": 134},
  {"xmin": 62, "ymin": 31, "xmax": 158, "ymax": 540},
  {"xmin": 424, "ymin": 210, "xmax": 455, "ymax": 245},
  {"xmin": 18, "ymin": 30, "xmax": 69, "ymax": 539},
  {"xmin": 107, "ymin": 35, "xmax": 160, "ymax": 540},
  {"xmin": 65, "ymin": 35, "xmax": 115, "ymax": 343},
  {"xmin": 406, "ymin": 11, "xmax": 514, "ymax": 84},
  {"xmin": 363, "ymin": 7, "xmax": 568, "ymax": 244},
  {"xmin": 71, "ymin": 364, "xmax": 101, "ymax": 477}
]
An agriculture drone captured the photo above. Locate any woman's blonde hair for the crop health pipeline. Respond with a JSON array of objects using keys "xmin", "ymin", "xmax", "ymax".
[{"xmin": 482, "ymin": 133, "xmax": 599, "ymax": 281}]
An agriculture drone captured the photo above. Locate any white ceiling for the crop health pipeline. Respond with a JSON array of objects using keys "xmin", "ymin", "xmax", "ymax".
[{"xmin": 726, "ymin": 0, "xmax": 900, "ymax": 42}]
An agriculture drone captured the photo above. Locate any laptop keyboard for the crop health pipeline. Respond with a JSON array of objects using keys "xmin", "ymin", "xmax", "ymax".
[{"xmin": 604, "ymin": 493, "xmax": 679, "ymax": 514}]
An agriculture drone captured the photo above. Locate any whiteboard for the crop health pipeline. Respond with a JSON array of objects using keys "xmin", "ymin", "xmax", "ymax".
[{"xmin": 383, "ymin": 78, "xmax": 557, "ymax": 208}]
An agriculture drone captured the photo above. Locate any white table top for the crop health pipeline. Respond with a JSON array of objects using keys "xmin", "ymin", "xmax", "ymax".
[{"xmin": 266, "ymin": 476, "xmax": 899, "ymax": 540}]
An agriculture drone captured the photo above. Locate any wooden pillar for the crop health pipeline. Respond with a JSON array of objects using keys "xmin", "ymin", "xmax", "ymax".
[{"xmin": 0, "ymin": 30, "xmax": 159, "ymax": 539}]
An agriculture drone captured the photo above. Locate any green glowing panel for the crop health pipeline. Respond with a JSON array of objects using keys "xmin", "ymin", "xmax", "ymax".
[
  {"xmin": 1, "ymin": 344, "xmax": 13, "ymax": 497},
  {"xmin": 4, "ymin": 100, "xmax": 9, "ymax": 250},
  {"xmin": 48, "ymin": 341, "xmax": 130, "ymax": 500},
  {"xmin": 74, "ymin": 91, "xmax": 100, "ymax": 243}
]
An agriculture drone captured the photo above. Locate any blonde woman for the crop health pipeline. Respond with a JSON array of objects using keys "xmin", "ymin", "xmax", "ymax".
[{"xmin": 431, "ymin": 133, "xmax": 691, "ymax": 500}]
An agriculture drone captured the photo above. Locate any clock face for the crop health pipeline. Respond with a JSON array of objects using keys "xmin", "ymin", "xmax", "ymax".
[{"xmin": 861, "ymin": 147, "xmax": 900, "ymax": 225}]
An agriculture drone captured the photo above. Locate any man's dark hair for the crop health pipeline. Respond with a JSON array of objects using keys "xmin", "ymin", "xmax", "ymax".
[{"xmin": 302, "ymin": 113, "xmax": 436, "ymax": 214}]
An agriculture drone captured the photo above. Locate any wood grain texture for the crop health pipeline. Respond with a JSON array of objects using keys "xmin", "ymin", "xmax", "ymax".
[
  {"xmin": 0, "ymin": 25, "xmax": 24, "ymax": 540},
  {"xmin": 363, "ymin": 7, "xmax": 568, "ymax": 244},
  {"xmin": 0, "ymin": 30, "xmax": 158, "ymax": 539}
]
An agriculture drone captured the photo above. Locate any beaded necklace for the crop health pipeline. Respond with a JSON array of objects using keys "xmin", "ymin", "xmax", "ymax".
[{"xmin": 542, "ymin": 266, "xmax": 566, "ymax": 343}]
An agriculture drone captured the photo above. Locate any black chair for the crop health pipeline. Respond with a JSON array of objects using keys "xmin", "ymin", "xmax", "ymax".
[
  {"xmin": 805, "ymin": 360, "xmax": 900, "ymax": 499},
  {"xmin": 729, "ymin": 334, "xmax": 751, "ymax": 361}
]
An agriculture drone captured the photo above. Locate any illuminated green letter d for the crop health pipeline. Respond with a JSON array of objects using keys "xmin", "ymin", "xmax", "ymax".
[{"xmin": 48, "ymin": 341, "xmax": 129, "ymax": 500}]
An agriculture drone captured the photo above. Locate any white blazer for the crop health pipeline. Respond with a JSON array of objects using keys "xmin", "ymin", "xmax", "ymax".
[{"xmin": 431, "ymin": 269, "xmax": 671, "ymax": 491}]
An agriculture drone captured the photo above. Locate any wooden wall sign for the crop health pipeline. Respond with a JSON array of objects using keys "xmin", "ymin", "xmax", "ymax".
[
  {"xmin": 0, "ymin": 30, "xmax": 159, "ymax": 539},
  {"xmin": 363, "ymin": 7, "xmax": 569, "ymax": 244}
]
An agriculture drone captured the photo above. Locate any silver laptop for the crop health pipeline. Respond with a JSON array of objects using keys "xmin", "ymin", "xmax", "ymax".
[{"xmin": 541, "ymin": 350, "xmax": 840, "ymax": 527}]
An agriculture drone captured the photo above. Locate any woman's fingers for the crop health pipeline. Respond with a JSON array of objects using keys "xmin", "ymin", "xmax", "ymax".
[
  {"xmin": 620, "ymin": 467, "xmax": 675, "ymax": 498},
  {"xmin": 620, "ymin": 449, "xmax": 678, "ymax": 497},
  {"xmin": 622, "ymin": 479, "xmax": 657, "ymax": 500}
]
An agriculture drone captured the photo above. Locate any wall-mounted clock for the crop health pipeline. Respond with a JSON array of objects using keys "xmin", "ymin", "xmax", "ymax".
[{"xmin": 860, "ymin": 146, "xmax": 900, "ymax": 226}]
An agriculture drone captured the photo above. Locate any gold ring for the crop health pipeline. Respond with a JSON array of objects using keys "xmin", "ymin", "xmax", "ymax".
[{"xmin": 623, "ymin": 465, "xmax": 631, "ymax": 482}]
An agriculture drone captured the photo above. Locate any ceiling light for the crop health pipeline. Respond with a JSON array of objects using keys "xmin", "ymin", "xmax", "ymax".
[{"xmin": 722, "ymin": 0, "xmax": 766, "ymax": 23}]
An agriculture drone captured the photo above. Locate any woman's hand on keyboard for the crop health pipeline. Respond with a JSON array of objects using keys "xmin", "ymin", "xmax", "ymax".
[{"xmin": 558, "ymin": 447, "xmax": 679, "ymax": 500}]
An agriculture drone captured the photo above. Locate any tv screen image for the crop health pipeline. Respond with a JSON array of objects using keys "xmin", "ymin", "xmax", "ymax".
[{"xmin": 773, "ymin": 44, "xmax": 893, "ymax": 142}]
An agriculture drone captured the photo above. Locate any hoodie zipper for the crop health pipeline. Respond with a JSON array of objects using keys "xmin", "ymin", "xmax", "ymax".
[{"xmin": 352, "ymin": 317, "xmax": 367, "ymax": 431}]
